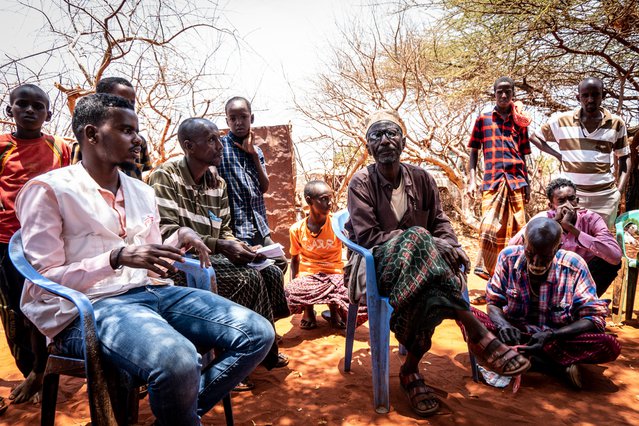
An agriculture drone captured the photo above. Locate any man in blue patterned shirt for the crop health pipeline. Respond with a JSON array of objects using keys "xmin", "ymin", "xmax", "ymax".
[
  {"xmin": 218, "ymin": 97, "xmax": 287, "ymax": 272},
  {"xmin": 473, "ymin": 217, "xmax": 620, "ymax": 388}
]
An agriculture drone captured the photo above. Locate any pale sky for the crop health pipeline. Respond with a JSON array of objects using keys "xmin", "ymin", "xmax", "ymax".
[
  {"xmin": 0, "ymin": 0, "xmax": 395, "ymax": 170},
  {"xmin": 218, "ymin": 0, "xmax": 363, "ymax": 126}
]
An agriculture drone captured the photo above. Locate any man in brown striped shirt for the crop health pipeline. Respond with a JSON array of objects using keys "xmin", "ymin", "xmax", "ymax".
[
  {"xmin": 148, "ymin": 118, "xmax": 290, "ymax": 390},
  {"xmin": 531, "ymin": 77, "xmax": 630, "ymax": 228}
]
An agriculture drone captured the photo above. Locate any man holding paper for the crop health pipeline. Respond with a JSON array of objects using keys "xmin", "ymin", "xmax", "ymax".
[
  {"xmin": 246, "ymin": 243, "xmax": 286, "ymax": 270},
  {"xmin": 148, "ymin": 118, "xmax": 289, "ymax": 390}
]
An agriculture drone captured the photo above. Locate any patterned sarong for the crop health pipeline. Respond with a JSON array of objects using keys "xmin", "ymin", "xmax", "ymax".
[
  {"xmin": 373, "ymin": 227, "xmax": 469, "ymax": 357},
  {"xmin": 472, "ymin": 308, "xmax": 621, "ymax": 366},
  {"xmin": 286, "ymin": 273, "xmax": 368, "ymax": 327},
  {"xmin": 476, "ymin": 181, "xmax": 526, "ymax": 276}
]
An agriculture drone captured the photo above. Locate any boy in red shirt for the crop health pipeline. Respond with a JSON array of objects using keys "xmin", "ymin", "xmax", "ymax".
[{"xmin": 0, "ymin": 84, "xmax": 70, "ymax": 405}]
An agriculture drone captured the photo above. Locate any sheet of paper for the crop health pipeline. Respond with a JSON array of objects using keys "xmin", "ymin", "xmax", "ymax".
[
  {"xmin": 256, "ymin": 243, "xmax": 285, "ymax": 258},
  {"xmin": 247, "ymin": 258, "xmax": 275, "ymax": 271}
]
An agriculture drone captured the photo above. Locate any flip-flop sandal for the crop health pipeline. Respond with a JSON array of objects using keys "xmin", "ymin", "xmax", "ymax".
[
  {"xmin": 233, "ymin": 377, "xmax": 255, "ymax": 392},
  {"xmin": 299, "ymin": 318, "xmax": 317, "ymax": 330},
  {"xmin": 299, "ymin": 310, "xmax": 317, "ymax": 330},
  {"xmin": 468, "ymin": 332, "xmax": 531, "ymax": 377},
  {"xmin": 321, "ymin": 310, "xmax": 346, "ymax": 329},
  {"xmin": 473, "ymin": 267, "xmax": 490, "ymax": 280},
  {"xmin": 0, "ymin": 396, "xmax": 8, "ymax": 416},
  {"xmin": 565, "ymin": 364, "xmax": 582, "ymax": 390},
  {"xmin": 399, "ymin": 372, "xmax": 440, "ymax": 417},
  {"xmin": 470, "ymin": 295, "xmax": 487, "ymax": 305},
  {"xmin": 274, "ymin": 353, "xmax": 289, "ymax": 368}
]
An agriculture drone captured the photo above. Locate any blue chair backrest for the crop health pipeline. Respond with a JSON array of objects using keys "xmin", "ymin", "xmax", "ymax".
[
  {"xmin": 9, "ymin": 230, "xmax": 97, "ymax": 342},
  {"xmin": 332, "ymin": 209, "xmax": 383, "ymax": 301}
]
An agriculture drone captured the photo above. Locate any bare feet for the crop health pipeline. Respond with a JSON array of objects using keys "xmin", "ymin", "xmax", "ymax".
[{"xmin": 9, "ymin": 371, "xmax": 43, "ymax": 404}]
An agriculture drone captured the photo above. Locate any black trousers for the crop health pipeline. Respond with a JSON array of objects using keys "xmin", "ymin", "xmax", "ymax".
[{"xmin": 588, "ymin": 256, "xmax": 622, "ymax": 297}]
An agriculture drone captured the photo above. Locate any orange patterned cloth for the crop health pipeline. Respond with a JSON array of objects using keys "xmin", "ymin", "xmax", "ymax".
[
  {"xmin": 512, "ymin": 101, "xmax": 532, "ymax": 127},
  {"xmin": 475, "ymin": 181, "xmax": 527, "ymax": 276}
]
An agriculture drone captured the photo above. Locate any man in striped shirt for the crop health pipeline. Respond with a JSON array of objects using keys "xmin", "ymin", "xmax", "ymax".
[
  {"xmin": 531, "ymin": 77, "xmax": 631, "ymax": 228},
  {"xmin": 148, "ymin": 118, "xmax": 290, "ymax": 390}
]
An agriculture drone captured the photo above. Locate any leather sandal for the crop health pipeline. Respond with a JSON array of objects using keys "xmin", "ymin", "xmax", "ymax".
[
  {"xmin": 468, "ymin": 332, "xmax": 531, "ymax": 376},
  {"xmin": 233, "ymin": 377, "xmax": 255, "ymax": 392},
  {"xmin": 399, "ymin": 371, "xmax": 440, "ymax": 417}
]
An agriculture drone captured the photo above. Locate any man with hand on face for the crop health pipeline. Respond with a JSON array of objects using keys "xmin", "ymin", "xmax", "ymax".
[
  {"xmin": 16, "ymin": 95, "xmax": 274, "ymax": 425},
  {"xmin": 510, "ymin": 178, "xmax": 622, "ymax": 296},
  {"xmin": 474, "ymin": 217, "xmax": 620, "ymax": 389},
  {"xmin": 148, "ymin": 117, "xmax": 289, "ymax": 392},
  {"xmin": 218, "ymin": 97, "xmax": 288, "ymax": 272},
  {"xmin": 530, "ymin": 77, "xmax": 630, "ymax": 228}
]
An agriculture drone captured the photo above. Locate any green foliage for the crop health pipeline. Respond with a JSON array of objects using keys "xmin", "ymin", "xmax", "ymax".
[{"xmin": 406, "ymin": 0, "xmax": 639, "ymax": 122}]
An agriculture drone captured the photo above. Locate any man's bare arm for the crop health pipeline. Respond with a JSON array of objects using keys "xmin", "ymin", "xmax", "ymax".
[
  {"xmin": 467, "ymin": 148, "xmax": 479, "ymax": 200},
  {"xmin": 530, "ymin": 133, "xmax": 562, "ymax": 161},
  {"xmin": 617, "ymin": 154, "xmax": 631, "ymax": 192}
]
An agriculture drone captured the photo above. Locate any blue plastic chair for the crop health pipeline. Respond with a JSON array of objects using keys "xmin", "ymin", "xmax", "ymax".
[
  {"xmin": 614, "ymin": 210, "xmax": 639, "ymax": 322},
  {"xmin": 332, "ymin": 209, "xmax": 479, "ymax": 414},
  {"xmin": 8, "ymin": 230, "xmax": 233, "ymax": 426}
]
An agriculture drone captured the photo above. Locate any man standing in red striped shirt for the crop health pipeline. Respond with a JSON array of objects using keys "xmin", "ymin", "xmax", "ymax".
[{"xmin": 467, "ymin": 77, "xmax": 531, "ymax": 282}]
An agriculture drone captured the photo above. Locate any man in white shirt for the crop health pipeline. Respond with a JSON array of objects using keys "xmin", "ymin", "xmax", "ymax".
[{"xmin": 16, "ymin": 94, "xmax": 274, "ymax": 425}]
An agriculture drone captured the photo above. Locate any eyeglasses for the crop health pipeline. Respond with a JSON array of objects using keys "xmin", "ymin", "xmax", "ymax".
[{"xmin": 367, "ymin": 128, "xmax": 402, "ymax": 142}]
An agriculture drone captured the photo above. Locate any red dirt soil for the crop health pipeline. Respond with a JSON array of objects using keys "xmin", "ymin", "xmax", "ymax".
[{"xmin": 2, "ymin": 235, "xmax": 638, "ymax": 425}]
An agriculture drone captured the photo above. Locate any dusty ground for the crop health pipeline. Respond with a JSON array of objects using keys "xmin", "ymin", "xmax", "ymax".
[{"xmin": 1, "ymin": 235, "xmax": 639, "ymax": 425}]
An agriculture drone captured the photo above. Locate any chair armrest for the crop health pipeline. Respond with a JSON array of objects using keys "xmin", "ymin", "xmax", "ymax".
[
  {"xmin": 615, "ymin": 227, "xmax": 626, "ymax": 257},
  {"xmin": 8, "ymin": 230, "xmax": 118, "ymax": 422},
  {"xmin": 8, "ymin": 231, "xmax": 97, "ymax": 336},
  {"xmin": 175, "ymin": 257, "xmax": 217, "ymax": 293},
  {"xmin": 332, "ymin": 209, "xmax": 383, "ymax": 301}
]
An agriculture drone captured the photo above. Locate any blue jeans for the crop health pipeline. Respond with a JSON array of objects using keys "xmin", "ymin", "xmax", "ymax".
[{"xmin": 54, "ymin": 285, "xmax": 274, "ymax": 425}]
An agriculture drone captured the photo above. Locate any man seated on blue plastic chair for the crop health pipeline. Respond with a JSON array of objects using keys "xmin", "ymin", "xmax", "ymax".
[
  {"xmin": 15, "ymin": 94, "xmax": 274, "ymax": 425},
  {"xmin": 345, "ymin": 110, "xmax": 530, "ymax": 417},
  {"xmin": 147, "ymin": 117, "xmax": 290, "ymax": 392}
]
